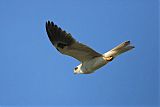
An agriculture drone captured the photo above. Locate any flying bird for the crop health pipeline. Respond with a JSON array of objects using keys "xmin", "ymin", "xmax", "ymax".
[{"xmin": 46, "ymin": 21, "xmax": 134, "ymax": 74}]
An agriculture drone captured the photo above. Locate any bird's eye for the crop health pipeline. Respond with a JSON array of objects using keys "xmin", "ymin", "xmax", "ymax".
[{"xmin": 74, "ymin": 67, "xmax": 78, "ymax": 70}]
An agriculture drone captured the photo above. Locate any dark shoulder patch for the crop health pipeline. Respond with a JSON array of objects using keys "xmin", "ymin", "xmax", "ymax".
[{"xmin": 57, "ymin": 43, "xmax": 67, "ymax": 49}]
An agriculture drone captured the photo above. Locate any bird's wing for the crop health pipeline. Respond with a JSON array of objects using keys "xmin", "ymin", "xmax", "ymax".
[{"xmin": 46, "ymin": 21, "xmax": 102, "ymax": 62}]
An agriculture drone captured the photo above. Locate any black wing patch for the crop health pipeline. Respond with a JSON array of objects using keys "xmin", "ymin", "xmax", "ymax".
[{"xmin": 46, "ymin": 21, "xmax": 76, "ymax": 49}]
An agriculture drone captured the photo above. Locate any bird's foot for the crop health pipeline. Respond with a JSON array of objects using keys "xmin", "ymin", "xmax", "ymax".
[{"xmin": 105, "ymin": 56, "xmax": 114, "ymax": 61}]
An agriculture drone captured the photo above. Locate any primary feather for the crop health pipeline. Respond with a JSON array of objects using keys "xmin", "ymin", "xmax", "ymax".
[{"xmin": 46, "ymin": 21, "xmax": 101, "ymax": 62}]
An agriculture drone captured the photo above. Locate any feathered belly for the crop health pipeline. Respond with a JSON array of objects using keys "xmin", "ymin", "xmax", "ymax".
[{"xmin": 82, "ymin": 57, "xmax": 107, "ymax": 74}]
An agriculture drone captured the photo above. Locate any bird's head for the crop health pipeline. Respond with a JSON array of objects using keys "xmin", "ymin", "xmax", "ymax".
[{"xmin": 73, "ymin": 64, "xmax": 83, "ymax": 74}]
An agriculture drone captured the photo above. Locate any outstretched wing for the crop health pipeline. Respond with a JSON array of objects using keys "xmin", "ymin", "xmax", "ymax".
[{"xmin": 46, "ymin": 21, "xmax": 102, "ymax": 62}]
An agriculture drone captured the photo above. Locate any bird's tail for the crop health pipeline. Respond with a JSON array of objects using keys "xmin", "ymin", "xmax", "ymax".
[{"xmin": 103, "ymin": 41, "xmax": 135, "ymax": 58}]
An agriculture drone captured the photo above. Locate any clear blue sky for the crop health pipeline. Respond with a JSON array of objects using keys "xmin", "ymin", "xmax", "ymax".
[{"xmin": 0, "ymin": 0, "xmax": 159, "ymax": 107}]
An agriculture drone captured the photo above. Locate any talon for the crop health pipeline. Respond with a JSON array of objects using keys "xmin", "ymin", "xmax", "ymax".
[{"xmin": 105, "ymin": 56, "xmax": 113, "ymax": 61}]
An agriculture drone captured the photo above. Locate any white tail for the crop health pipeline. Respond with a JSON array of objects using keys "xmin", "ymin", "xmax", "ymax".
[{"xmin": 103, "ymin": 41, "xmax": 135, "ymax": 58}]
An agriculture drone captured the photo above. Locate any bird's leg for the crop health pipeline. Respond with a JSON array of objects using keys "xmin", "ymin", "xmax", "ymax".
[{"xmin": 104, "ymin": 56, "xmax": 114, "ymax": 61}]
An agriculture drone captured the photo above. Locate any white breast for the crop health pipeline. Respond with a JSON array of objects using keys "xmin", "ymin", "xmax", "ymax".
[{"xmin": 81, "ymin": 56, "xmax": 107, "ymax": 74}]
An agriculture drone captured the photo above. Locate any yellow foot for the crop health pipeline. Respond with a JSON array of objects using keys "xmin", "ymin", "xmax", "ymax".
[{"xmin": 105, "ymin": 56, "xmax": 113, "ymax": 61}]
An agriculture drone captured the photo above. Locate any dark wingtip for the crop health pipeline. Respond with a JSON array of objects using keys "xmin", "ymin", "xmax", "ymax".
[
  {"xmin": 46, "ymin": 20, "xmax": 52, "ymax": 25},
  {"xmin": 45, "ymin": 21, "xmax": 48, "ymax": 28},
  {"xmin": 51, "ymin": 21, "xmax": 54, "ymax": 26},
  {"xmin": 45, "ymin": 21, "xmax": 50, "ymax": 30},
  {"xmin": 131, "ymin": 45, "xmax": 135, "ymax": 49},
  {"xmin": 125, "ymin": 40, "xmax": 130, "ymax": 45},
  {"xmin": 46, "ymin": 20, "xmax": 56, "ymax": 28},
  {"xmin": 46, "ymin": 21, "xmax": 49, "ymax": 28}
]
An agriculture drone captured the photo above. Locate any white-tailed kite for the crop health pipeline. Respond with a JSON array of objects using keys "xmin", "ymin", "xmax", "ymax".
[{"xmin": 46, "ymin": 21, "xmax": 134, "ymax": 74}]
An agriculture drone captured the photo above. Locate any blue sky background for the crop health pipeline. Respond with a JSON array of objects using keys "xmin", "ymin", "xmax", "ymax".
[{"xmin": 0, "ymin": 0, "xmax": 159, "ymax": 107}]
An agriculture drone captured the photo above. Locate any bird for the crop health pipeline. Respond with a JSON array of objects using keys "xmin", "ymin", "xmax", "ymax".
[{"xmin": 45, "ymin": 21, "xmax": 135, "ymax": 74}]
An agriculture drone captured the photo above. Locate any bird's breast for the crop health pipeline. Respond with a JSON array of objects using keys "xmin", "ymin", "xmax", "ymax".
[{"xmin": 82, "ymin": 57, "xmax": 107, "ymax": 73}]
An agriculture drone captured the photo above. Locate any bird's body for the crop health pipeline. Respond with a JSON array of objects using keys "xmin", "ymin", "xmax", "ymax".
[
  {"xmin": 45, "ymin": 21, "xmax": 134, "ymax": 74},
  {"xmin": 76, "ymin": 56, "xmax": 107, "ymax": 74},
  {"xmin": 74, "ymin": 40, "xmax": 133, "ymax": 74}
]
